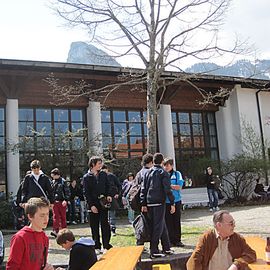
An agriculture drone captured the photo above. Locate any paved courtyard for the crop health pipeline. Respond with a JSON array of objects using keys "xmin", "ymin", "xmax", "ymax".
[{"xmin": 2, "ymin": 204, "xmax": 270, "ymax": 266}]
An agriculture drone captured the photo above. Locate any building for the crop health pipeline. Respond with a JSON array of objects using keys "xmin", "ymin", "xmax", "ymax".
[{"xmin": 0, "ymin": 59, "xmax": 269, "ymax": 195}]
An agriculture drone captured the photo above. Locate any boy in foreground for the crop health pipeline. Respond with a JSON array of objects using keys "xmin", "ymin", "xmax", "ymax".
[
  {"xmin": 7, "ymin": 197, "xmax": 54, "ymax": 270},
  {"xmin": 56, "ymin": 228, "xmax": 97, "ymax": 270}
]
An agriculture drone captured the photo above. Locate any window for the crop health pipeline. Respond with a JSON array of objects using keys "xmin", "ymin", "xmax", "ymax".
[
  {"xmin": 101, "ymin": 109, "xmax": 146, "ymax": 158},
  {"xmin": 172, "ymin": 111, "xmax": 219, "ymax": 185},
  {"xmin": 18, "ymin": 107, "xmax": 87, "ymax": 179}
]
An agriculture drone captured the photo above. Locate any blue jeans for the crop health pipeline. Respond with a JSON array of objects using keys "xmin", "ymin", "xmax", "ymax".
[
  {"xmin": 207, "ymin": 188, "xmax": 218, "ymax": 208},
  {"xmin": 109, "ymin": 210, "xmax": 116, "ymax": 229}
]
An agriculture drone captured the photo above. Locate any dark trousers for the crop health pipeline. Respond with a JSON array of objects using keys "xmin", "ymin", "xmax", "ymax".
[
  {"xmin": 89, "ymin": 208, "xmax": 111, "ymax": 250},
  {"xmin": 148, "ymin": 204, "xmax": 170, "ymax": 254},
  {"xmin": 68, "ymin": 200, "xmax": 76, "ymax": 222},
  {"xmin": 165, "ymin": 201, "xmax": 182, "ymax": 245}
]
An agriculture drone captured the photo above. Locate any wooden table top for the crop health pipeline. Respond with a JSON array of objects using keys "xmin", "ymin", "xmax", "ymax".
[
  {"xmin": 90, "ymin": 246, "xmax": 144, "ymax": 270},
  {"xmin": 245, "ymin": 236, "xmax": 270, "ymax": 269}
]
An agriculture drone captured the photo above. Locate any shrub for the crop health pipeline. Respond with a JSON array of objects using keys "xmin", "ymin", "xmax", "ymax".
[{"xmin": 0, "ymin": 201, "xmax": 14, "ymax": 229}]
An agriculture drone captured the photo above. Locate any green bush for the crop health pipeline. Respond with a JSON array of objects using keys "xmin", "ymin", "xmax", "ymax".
[{"xmin": 0, "ymin": 201, "xmax": 14, "ymax": 229}]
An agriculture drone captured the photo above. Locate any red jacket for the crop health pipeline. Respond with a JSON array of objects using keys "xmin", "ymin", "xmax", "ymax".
[{"xmin": 6, "ymin": 226, "xmax": 49, "ymax": 270}]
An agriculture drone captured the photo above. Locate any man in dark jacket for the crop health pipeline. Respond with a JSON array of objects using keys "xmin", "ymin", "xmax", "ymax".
[
  {"xmin": 21, "ymin": 160, "xmax": 54, "ymax": 205},
  {"xmin": 50, "ymin": 168, "xmax": 71, "ymax": 237},
  {"xmin": 83, "ymin": 156, "xmax": 113, "ymax": 254},
  {"xmin": 140, "ymin": 153, "xmax": 175, "ymax": 258}
]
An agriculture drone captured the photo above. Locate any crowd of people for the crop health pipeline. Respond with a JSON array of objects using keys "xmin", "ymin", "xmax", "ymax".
[{"xmin": 3, "ymin": 154, "xmax": 257, "ymax": 270}]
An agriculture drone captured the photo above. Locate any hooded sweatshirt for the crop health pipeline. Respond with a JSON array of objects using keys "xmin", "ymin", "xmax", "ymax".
[
  {"xmin": 68, "ymin": 237, "xmax": 97, "ymax": 270},
  {"xmin": 6, "ymin": 226, "xmax": 49, "ymax": 270}
]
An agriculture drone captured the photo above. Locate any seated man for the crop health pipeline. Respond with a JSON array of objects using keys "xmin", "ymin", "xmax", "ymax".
[
  {"xmin": 56, "ymin": 229, "xmax": 97, "ymax": 270},
  {"xmin": 254, "ymin": 178, "xmax": 268, "ymax": 200},
  {"xmin": 186, "ymin": 210, "xmax": 256, "ymax": 270}
]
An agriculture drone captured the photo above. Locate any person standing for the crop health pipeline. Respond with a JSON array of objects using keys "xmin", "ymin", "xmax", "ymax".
[
  {"xmin": 78, "ymin": 178, "xmax": 88, "ymax": 224},
  {"xmin": 50, "ymin": 168, "xmax": 71, "ymax": 237},
  {"xmin": 163, "ymin": 157, "xmax": 185, "ymax": 247},
  {"xmin": 21, "ymin": 160, "xmax": 54, "ymax": 206},
  {"xmin": 205, "ymin": 166, "xmax": 219, "ymax": 212},
  {"xmin": 140, "ymin": 153, "xmax": 175, "ymax": 258},
  {"xmin": 83, "ymin": 156, "xmax": 113, "ymax": 254},
  {"xmin": 68, "ymin": 179, "xmax": 79, "ymax": 225},
  {"xmin": 102, "ymin": 164, "xmax": 121, "ymax": 236},
  {"xmin": 122, "ymin": 173, "xmax": 135, "ymax": 224}
]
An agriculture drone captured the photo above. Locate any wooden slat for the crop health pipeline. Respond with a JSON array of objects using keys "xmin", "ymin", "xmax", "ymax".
[
  {"xmin": 245, "ymin": 236, "xmax": 270, "ymax": 269},
  {"xmin": 90, "ymin": 246, "xmax": 144, "ymax": 270}
]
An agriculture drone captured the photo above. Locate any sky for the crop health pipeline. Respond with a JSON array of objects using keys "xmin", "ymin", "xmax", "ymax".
[{"xmin": 0, "ymin": 0, "xmax": 269, "ymax": 69}]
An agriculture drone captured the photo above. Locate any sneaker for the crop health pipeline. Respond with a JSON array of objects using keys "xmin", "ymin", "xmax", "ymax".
[
  {"xmin": 150, "ymin": 253, "xmax": 166, "ymax": 259},
  {"xmin": 174, "ymin": 241, "xmax": 185, "ymax": 247},
  {"xmin": 95, "ymin": 249, "xmax": 103, "ymax": 255},
  {"xmin": 81, "ymin": 220, "xmax": 85, "ymax": 224},
  {"xmin": 71, "ymin": 221, "xmax": 77, "ymax": 225},
  {"xmin": 215, "ymin": 206, "xmax": 220, "ymax": 211},
  {"xmin": 209, "ymin": 208, "xmax": 213, "ymax": 212},
  {"xmin": 163, "ymin": 249, "xmax": 174, "ymax": 255},
  {"xmin": 111, "ymin": 227, "xmax": 116, "ymax": 236},
  {"xmin": 50, "ymin": 231, "xmax": 57, "ymax": 238}
]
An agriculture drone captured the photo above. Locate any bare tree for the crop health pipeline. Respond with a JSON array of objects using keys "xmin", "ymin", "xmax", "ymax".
[{"xmin": 49, "ymin": 0, "xmax": 246, "ymax": 153}]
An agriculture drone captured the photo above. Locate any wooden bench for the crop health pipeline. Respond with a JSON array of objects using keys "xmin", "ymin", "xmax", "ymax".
[
  {"xmin": 181, "ymin": 187, "xmax": 209, "ymax": 208},
  {"xmin": 90, "ymin": 246, "xmax": 144, "ymax": 270},
  {"xmin": 245, "ymin": 236, "xmax": 269, "ymax": 269}
]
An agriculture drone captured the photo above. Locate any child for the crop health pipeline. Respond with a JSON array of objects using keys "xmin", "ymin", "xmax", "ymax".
[
  {"xmin": 6, "ymin": 197, "xmax": 54, "ymax": 270},
  {"xmin": 56, "ymin": 228, "xmax": 97, "ymax": 270}
]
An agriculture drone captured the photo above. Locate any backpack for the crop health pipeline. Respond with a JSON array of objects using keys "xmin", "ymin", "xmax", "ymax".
[
  {"xmin": 132, "ymin": 213, "xmax": 150, "ymax": 243},
  {"xmin": 127, "ymin": 170, "xmax": 144, "ymax": 211}
]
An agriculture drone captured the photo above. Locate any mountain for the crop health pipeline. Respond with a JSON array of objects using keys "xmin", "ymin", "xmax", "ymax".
[
  {"xmin": 185, "ymin": 59, "xmax": 270, "ymax": 79},
  {"xmin": 67, "ymin": 41, "xmax": 121, "ymax": 67}
]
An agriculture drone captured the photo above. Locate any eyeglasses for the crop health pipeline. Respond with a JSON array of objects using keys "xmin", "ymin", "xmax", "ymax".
[{"xmin": 222, "ymin": 220, "xmax": 235, "ymax": 226}]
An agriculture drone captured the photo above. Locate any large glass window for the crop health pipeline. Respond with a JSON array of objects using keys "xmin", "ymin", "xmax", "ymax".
[
  {"xmin": 18, "ymin": 108, "xmax": 87, "ymax": 179},
  {"xmin": 172, "ymin": 111, "xmax": 219, "ymax": 185},
  {"xmin": 101, "ymin": 109, "xmax": 146, "ymax": 158}
]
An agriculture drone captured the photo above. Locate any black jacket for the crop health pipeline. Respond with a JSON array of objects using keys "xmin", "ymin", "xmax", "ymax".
[
  {"xmin": 107, "ymin": 173, "xmax": 121, "ymax": 197},
  {"xmin": 68, "ymin": 240, "xmax": 97, "ymax": 270},
  {"xmin": 21, "ymin": 173, "xmax": 54, "ymax": 204},
  {"xmin": 83, "ymin": 170, "xmax": 110, "ymax": 209},
  {"xmin": 140, "ymin": 165, "xmax": 174, "ymax": 206},
  {"xmin": 52, "ymin": 177, "xmax": 70, "ymax": 202}
]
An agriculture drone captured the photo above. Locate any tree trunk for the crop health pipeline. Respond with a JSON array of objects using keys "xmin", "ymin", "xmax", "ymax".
[{"xmin": 146, "ymin": 71, "xmax": 158, "ymax": 154}]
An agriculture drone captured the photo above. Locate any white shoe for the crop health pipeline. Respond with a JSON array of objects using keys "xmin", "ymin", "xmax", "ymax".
[
  {"xmin": 215, "ymin": 206, "xmax": 220, "ymax": 211},
  {"xmin": 209, "ymin": 208, "xmax": 213, "ymax": 212},
  {"xmin": 95, "ymin": 249, "xmax": 103, "ymax": 255}
]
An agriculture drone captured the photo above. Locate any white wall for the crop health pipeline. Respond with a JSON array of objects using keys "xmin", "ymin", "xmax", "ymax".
[
  {"xmin": 259, "ymin": 91, "xmax": 270, "ymax": 156},
  {"xmin": 216, "ymin": 85, "xmax": 242, "ymax": 160},
  {"xmin": 216, "ymin": 85, "xmax": 270, "ymax": 160}
]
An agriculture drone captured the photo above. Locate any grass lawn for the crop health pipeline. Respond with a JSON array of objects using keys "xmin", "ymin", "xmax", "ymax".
[{"xmin": 109, "ymin": 224, "xmax": 210, "ymax": 248}]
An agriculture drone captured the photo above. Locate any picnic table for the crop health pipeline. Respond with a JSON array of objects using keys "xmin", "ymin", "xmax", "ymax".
[
  {"xmin": 89, "ymin": 246, "xmax": 144, "ymax": 270},
  {"xmin": 245, "ymin": 236, "xmax": 270, "ymax": 269}
]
